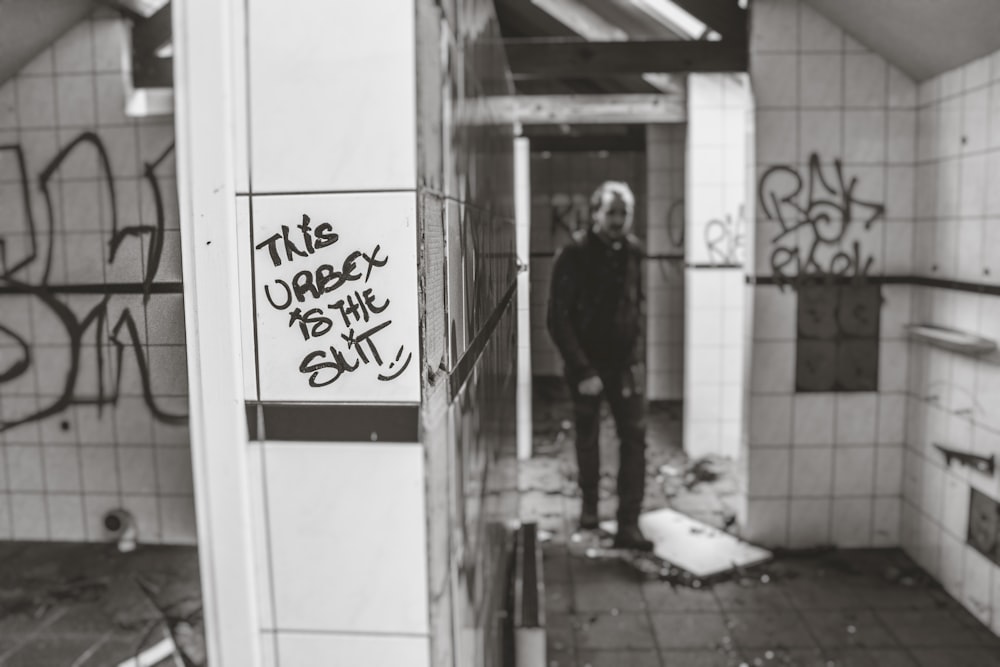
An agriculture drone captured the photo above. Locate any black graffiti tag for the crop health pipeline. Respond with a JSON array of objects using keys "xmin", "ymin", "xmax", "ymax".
[
  {"xmin": 759, "ymin": 154, "xmax": 885, "ymax": 288},
  {"xmin": 704, "ymin": 207, "xmax": 746, "ymax": 265},
  {"xmin": 0, "ymin": 133, "xmax": 185, "ymax": 432},
  {"xmin": 261, "ymin": 224, "xmax": 411, "ymax": 388}
]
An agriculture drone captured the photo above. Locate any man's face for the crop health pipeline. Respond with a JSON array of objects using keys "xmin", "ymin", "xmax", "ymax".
[{"xmin": 594, "ymin": 195, "xmax": 632, "ymax": 241}]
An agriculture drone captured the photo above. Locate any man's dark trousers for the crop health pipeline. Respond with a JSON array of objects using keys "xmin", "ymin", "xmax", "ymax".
[{"xmin": 570, "ymin": 367, "xmax": 646, "ymax": 527}]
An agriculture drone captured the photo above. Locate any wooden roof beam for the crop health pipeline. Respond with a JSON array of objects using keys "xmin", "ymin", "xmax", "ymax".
[
  {"xmin": 505, "ymin": 38, "xmax": 748, "ymax": 75},
  {"xmin": 485, "ymin": 93, "xmax": 686, "ymax": 124}
]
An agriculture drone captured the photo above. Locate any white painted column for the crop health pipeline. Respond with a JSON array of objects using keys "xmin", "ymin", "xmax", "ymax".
[
  {"xmin": 172, "ymin": 0, "xmax": 261, "ymax": 664},
  {"xmin": 177, "ymin": 1, "xmax": 430, "ymax": 665},
  {"xmin": 516, "ymin": 136, "xmax": 533, "ymax": 460},
  {"xmin": 684, "ymin": 74, "xmax": 750, "ymax": 461}
]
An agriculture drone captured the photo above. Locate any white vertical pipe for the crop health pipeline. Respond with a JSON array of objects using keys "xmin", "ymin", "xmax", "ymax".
[{"xmin": 515, "ymin": 136, "xmax": 533, "ymax": 461}]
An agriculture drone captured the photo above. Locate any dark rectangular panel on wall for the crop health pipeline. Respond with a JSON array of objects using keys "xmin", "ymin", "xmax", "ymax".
[
  {"xmin": 795, "ymin": 283, "xmax": 880, "ymax": 392},
  {"xmin": 969, "ymin": 489, "xmax": 1000, "ymax": 566}
]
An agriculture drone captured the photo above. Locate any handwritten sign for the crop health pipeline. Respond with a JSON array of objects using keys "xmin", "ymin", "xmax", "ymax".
[{"xmin": 251, "ymin": 194, "xmax": 419, "ymax": 403}]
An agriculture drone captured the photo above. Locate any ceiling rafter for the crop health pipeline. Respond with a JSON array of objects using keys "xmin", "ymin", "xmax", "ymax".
[{"xmin": 666, "ymin": 0, "xmax": 747, "ymax": 41}]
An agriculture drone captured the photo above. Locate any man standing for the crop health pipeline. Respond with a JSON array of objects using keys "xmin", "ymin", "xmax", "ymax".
[{"xmin": 547, "ymin": 180, "xmax": 652, "ymax": 551}]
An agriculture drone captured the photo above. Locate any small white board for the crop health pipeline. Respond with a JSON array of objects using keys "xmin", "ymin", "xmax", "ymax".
[{"xmin": 601, "ymin": 508, "xmax": 771, "ymax": 579}]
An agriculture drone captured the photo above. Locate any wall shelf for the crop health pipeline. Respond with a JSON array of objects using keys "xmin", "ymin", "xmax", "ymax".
[{"xmin": 906, "ymin": 324, "xmax": 997, "ymax": 356}]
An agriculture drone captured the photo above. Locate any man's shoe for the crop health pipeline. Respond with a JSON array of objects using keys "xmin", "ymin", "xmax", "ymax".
[
  {"xmin": 613, "ymin": 524, "xmax": 654, "ymax": 551},
  {"xmin": 579, "ymin": 508, "xmax": 600, "ymax": 530}
]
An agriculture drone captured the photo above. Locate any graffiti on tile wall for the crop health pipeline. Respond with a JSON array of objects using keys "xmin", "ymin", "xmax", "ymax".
[
  {"xmin": 550, "ymin": 192, "xmax": 589, "ymax": 238},
  {"xmin": 255, "ymin": 218, "xmax": 414, "ymax": 390},
  {"xmin": 759, "ymin": 154, "xmax": 887, "ymax": 393},
  {"xmin": 0, "ymin": 132, "xmax": 186, "ymax": 432},
  {"xmin": 759, "ymin": 153, "xmax": 885, "ymax": 288},
  {"xmin": 703, "ymin": 206, "xmax": 746, "ymax": 265}
]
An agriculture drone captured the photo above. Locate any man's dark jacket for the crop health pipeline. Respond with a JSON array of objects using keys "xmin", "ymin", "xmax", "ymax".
[{"xmin": 547, "ymin": 227, "xmax": 645, "ymax": 383}]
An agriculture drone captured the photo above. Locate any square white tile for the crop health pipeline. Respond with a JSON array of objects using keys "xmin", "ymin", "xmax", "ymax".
[
  {"xmin": 872, "ymin": 497, "xmax": 901, "ymax": 546},
  {"xmin": 831, "ymin": 497, "xmax": 873, "ymax": 547},
  {"xmin": 43, "ymin": 445, "xmax": 82, "ymax": 493},
  {"xmin": 878, "ymin": 341, "xmax": 909, "ymax": 393},
  {"xmin": 788, "ymin": 498, "xmax": 831, "ymax": 548},
  {"xmin": 792, "ymin": 394, "xmax": 836, "ymax": 446},
  {"xmin": 877, "ymin": 395, "xmax": 906, "ymax": 446},
  {"xmin": 746, "ymin": 498, "xmax": 789, "ymax": 547},
  {"xmin": 844, "ymin": 54, "xmax": 887, "ymax": 108},
  {"xmin": 16, "ymin": 76, "xmax": 57, "ymax": 129},
  {"xmin": 11, "ymin": 493, "xmax": 48, "ymax": 539},
  {"xmin": 751, "ymin": 0, "xmax": 798, "ymax": 53},
  {"xmin": 264, "ymin": 442, "xmax": 428, "ymax": 634},
  {"xmin": 47, "ymin": 493, "xmax": 86, "ymax": 541},
  {"xmin": 835, "ymin": 394, "xmax": 878, "ymax": 445},
  {"xmin": 833, "ymin": 446, "xmax": 875, "ymax": 497},
  {"xmin": 160, "ymin": 496, "xmax": 198, "ymax": 544},
  {"xmin": 277, "ymin": 632, "xmax": 429, "ymax": 667},
  {"xmin": 886, "ymin": 111, "xmax": 916, "ymax": 164},
  {"xmin": 885, "ymin": 165, "xmax": 915, "ymax": 221},
  {"xmin": 799, "ymin": 54, "xmax": 843, "ymax": 107},
  {"xmin": 752, "ymin": 55, "xmax": 798, "ymax": 107},
  {"xmin": 790, "ymin": 446, "xmax": 833, "ymax": 497},
  {"xmin": 749, "ymin": 395, "xmax": 792, "ymax": 446},
  {"xmin": 80, "ymin": 447, "xmax": 120, "ymax": 493},
  {"xmin": 755, "ymin": 110, "xmax": 798, "ymax": 165},
  {"xmin": 750, "ymin": 341, "xmax": 795, "ymax": 393},
  {"xmin": 799, "ymin": 110, "xmax": 842, "ymax": 161},
  {"xmin": 248, "ymin": 0, "xmax": 416, "ymax": 192},
  {"xmin": 250, "ymin": 192, "xmax": 420, "ymax": 403},
  {"xmin": 56, "ymin": 75, "xmax": 96, "ymax": 128},
  {"xmin": 748, "ymin": 448, "xmax": 791, "ymax": 498}
]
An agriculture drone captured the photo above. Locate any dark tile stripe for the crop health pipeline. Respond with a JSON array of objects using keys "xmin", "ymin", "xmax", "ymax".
[
  {"xmin": 749, "ymin": 274, "xmax": 1000, "ymax": 296},
  {"xmin": 0, "ymin": 282, "xmax": 184, "ymax": 295},
  {"xmin": 245, "ymin": 402, "xmax": 419, "ymax": 443}
]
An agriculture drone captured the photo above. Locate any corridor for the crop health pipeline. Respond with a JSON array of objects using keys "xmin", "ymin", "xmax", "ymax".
[{"xmin": 523, "ymin": 387, "xmax": 1000, "ymax": 667}]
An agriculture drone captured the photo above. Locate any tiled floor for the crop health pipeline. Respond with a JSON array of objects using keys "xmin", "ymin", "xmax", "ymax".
[
  {"xmin": 526, "ymin": 382, "xmax": 1000, "ymax": 667},
  {"xmin": 0, "ymin": 542, "xmax": 204, "ymax": 666},
  {"xmin": 544, "ymin": 546, "xmax": 1000, "ymax": 667}
]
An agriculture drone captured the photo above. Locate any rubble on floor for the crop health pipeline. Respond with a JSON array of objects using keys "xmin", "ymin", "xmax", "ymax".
[{"xmin": 0, "ymin": 542, "xmax": 205, "ymax": 667}]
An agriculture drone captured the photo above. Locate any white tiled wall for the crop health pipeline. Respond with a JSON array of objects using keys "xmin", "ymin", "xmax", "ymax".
[
  {"xmin": 903, "ymin": 47, "xmax": 1000, "ymax": 635},
  {"xmin": 646, "ymin": 124, "xmax": 685, "ymax": 400},
  {"xmin": 746, "ymin": 0, "xmax": 917, "ymax": 547},
  {"xmin": 233, "ymin": 1, "xmax": 431, "ymax": 663},
  {"xmin": 247, "ymin": 0, "xmax": 416, "ymax": 193},
  {"xmin": 248, "ymin": 442, "xmax": 428, "ymax": 636},
  {"xmin": 0, "ymin": 15, "xmax": 195, "ymax": 544},
  {"xmin": 684, "ymin": 75, "xmax": 749, "ymax": 458}
]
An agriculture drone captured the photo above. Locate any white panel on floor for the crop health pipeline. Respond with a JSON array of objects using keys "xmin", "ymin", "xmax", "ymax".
[{"xmin": 603, "ymin": 508, "xmax": 772, "ymax": 578}]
